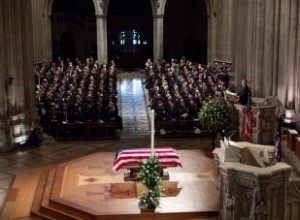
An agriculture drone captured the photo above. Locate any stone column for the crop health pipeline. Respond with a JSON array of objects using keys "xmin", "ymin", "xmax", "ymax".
[
  {"xmin": 96, "ymin": 14, "xmax": 108, "ymax": 64},
  {"xmin": 45, "ymin": 13, "xmax": 53, "ymax": 61},
  {"xmin": 153, "ymin": 14, "xmax": 164, "ymax": 62},
  {"xmin": 0, "ymin": 0, "xmax": 7, "ymax": 118},
  {"xmin": 31, "ymin": 0, "xmax": 52, "ymax": 63},
  {"xmin": 221, "ymin": 0, "xmax": 233, "ymax": 62},
  {"xmin": 232, "ymin": 0, "xmax": 248, "ymax": 84},
  {"xmin": 295, "ymin": 4, "xmax": 300, "ymax": 114},
  {"xmin": 0, "ymin": 0, "xmax": 38, "ymax": 152},
  {"xmin": 207, "ymin": 14, "xmax": 217, "ymax": 64},
  {"xmin": 286, "ymin": 0, "xmax": 297, "ymax": 106},
  {"xmin": 206, "ymin": 0, "xmax": 234, "ymax": 64}
]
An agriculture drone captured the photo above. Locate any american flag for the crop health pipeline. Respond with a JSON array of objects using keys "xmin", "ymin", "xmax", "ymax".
[
  {"xmin": 112, "ymin": 147, "xmax": 182, "ymax": 172},
  {"xmin": 244, "ymin": 109, "xmax": 253, "ymax": 141}
]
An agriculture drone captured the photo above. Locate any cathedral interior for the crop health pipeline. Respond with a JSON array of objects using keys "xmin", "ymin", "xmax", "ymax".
[{"xmin": 1, "ymin": 0, "xmax": 300, "ymax": 219}]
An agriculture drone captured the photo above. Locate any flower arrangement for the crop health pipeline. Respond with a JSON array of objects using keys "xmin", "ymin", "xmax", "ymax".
[{"xmin": 137, "ymin": 156, "xmax": 164, "ymax": 210}]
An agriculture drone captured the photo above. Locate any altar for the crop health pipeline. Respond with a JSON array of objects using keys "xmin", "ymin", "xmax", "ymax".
[{"xmin": 112, "ymin": 147, "xmax": 182, "ymax": 181}]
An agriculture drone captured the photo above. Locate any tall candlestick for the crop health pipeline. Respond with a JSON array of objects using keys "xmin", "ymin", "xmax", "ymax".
[{"xmin": 151, "ymin": 109, "xmax": 155, "ymax": 157}]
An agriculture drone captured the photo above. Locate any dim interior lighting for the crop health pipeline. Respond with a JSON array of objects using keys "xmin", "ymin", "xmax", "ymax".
[
  {"xmin": 13, "ymin": 125, "xmax": 21, "ymax": 135},
  {"xmin": 194, "ymin": 128, "xmax": 201, "ymax": 135},
  {"xmin": 160, "ymin": 129, "xmax": 166, "ymax": 135},
  {"xmin": 285, "ymin": 109, "xmax": 295, "ymax": 118},
  {"xmin": 19, "ymin": 114, "xmax": 25, "ymax": 120},
  {"xmin": 11, "ymin": 116, "xmax": 18, "ymax": 121},
  {"xmin": 15, "ymin": 135, "xmax": 28, "ymax": 144},
  {"xmin": 284, "ymin": 109, "xmax": 295, "ymax": 123}
]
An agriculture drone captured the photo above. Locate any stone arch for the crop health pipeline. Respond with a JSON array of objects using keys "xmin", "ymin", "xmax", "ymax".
[
  {"xmin": 92, "ymin": 0, "xmax": 106, "ymax": 15},
  {"xmin": 103, "ymin": 0, "xmax": 112, "ymax": 15},
  {"xmin": 45, "ymin": 0, "xmax": 98, "ymax": 16},
  {"xmin": 100, "ymin": 0, "xmax": 214, "ymax": 18},
  {"xmin": 50, "ymin": 0, "xmax": 97, "ymax": 60},
  {"xmin": 43, "ymin": 0, "xmax": 54, "ymax": 16},
  {"xmin": 106, "ymin": 0, "xmax": 153, "ymax": 67},
  {"xmin": 205, "ymin": 0, "xmax": 215, "ymax": 16},
  {"xmin": 104, "ymin": 0, "xmax": 166, "ymax": 16},
  {"xmin": 149, "ymin": 0, "xmax": 167, "ymax": 15}
]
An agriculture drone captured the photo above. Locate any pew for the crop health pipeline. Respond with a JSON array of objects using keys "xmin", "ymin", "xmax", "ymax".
[
  {"xmin": 54, "ymin": 121, "xmax": 119, "ymax": 140},
  {"xmin": 155, "ymin": 119, "xmax": 212, "ymax": 137}
]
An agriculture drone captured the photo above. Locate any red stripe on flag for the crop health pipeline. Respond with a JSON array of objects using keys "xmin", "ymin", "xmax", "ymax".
[
  {"xmin": 112, "ymin": 147, "xmax": 182, "ymax": 172},
  {"xmin": 244, "ymin": 110, "xmax": 252, "ymax": 141}
]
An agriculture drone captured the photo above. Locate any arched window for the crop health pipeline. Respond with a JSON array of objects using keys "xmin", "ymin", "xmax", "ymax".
[
  {"xmin": 132, "ymin": 30, "xmax": 141, "ymax": 45},
  {"xmin": 119, "ymin": 31, "xmax": 126, "ymax": 45},
  {"xmin": 118, "ymin": 29, "xmax": 141, "ymax": 53}
]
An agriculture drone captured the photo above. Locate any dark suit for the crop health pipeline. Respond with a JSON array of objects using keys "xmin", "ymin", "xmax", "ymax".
[{"xmin": 238, "ymin": 85, "xmax": 251, "ymax": 106}]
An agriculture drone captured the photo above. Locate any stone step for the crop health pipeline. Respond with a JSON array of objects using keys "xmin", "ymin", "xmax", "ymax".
[{"xmin": 31, "ymin": 167, "xmax": 81, "ymax": 220}]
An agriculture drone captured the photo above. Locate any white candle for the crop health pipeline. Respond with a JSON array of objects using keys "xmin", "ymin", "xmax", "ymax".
[{"xmin": 151, "ymin": 109, "xmax": 155, "ymax": 157}]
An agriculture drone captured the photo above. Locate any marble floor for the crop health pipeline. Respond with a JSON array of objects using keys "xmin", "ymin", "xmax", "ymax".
[
  {"xmin": 117, "ymin": 71, "xmax": 150, "ymax": 132},
  {"xmin": 0, "ymin": 72, "xmax": 299, "ymax": 218}
]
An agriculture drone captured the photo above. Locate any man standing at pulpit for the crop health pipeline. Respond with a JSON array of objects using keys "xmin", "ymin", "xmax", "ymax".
[
  {"xmin": 238, "ymin": 79, "xmax": 251, "ymax": 106},
  {"xmin": 237, "ymin": 79, "xmax": 252, "ymax": 141}
]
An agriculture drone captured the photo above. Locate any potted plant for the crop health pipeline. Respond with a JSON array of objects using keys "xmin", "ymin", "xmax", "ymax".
[
  {"xmin": 137, "ymin": 156, "xmax": 164, "ymax": 211},
  {"xmin": 198, "ymin": 97, "xmax": 229, "ymax": 147}
]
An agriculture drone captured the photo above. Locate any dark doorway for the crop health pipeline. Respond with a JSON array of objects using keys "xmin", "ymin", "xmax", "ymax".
[
  {"xmin": 164, "ymin": 0, "xmax": 208, "ymax": 64},
  {"xmin": 51, "ymin": 0, "xmax": 96, "ymax": 61},
  {"xmin": 107, "ymin": 0, "xmax": 153, "ymax": 69},
  {"xmin": 59, "ymin": 31, "xmax": 75, "ymax": 59}
]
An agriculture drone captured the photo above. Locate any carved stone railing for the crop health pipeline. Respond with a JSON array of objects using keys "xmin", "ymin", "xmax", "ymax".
[
  {"xmin": 285, "ymin": 179, "xmax": 300, "ymax": 220},
  {"xmin": 213, "ymin": 139, "xmax": 293, "ymax": 220},
  {"xmin": 219, "ymin": 161, "xmax": 291, "ymax": 220}
]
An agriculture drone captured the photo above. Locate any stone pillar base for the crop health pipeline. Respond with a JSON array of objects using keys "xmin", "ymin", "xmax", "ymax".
[{"xmin": 0, "ymin": 111, "xmax": 40, "ymax": 152}]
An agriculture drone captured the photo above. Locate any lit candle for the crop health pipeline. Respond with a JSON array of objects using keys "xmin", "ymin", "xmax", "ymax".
[{"xmin": 151, "ymin": 109, "xmax": 155, "ymax": 157}]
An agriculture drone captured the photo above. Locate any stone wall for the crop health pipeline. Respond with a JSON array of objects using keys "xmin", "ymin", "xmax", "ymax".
[
  {"xmin": 31, "ymin": 0, "xmax": 52, "ymax": 63},
  {"xmin": 0, "ymin": 0, "xmax": 38, "ymax": 151},
  {"xmin": 231, "ymin": 0, "xmax": 300, "ymax": 114}
]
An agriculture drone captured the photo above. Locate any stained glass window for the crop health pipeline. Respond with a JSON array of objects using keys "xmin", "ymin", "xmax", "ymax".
[{"xmin": 118, "ymin": 29, "xmax": 141, "ymax": 53}]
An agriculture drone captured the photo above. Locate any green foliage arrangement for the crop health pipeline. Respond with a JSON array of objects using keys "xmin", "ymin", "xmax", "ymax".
[
  {"xmin": 137, "ymin": 156, "xmax": 160, "ymax": 188},
  {"xmin": 137, "ymin": 156, "xmax": 164, "ymax": 209},
  {"xmin": 138, "ymin": 185, "xmax": 164, "ymax": 209},
  {"xmin": 198, "ymin": 97, "xmax": 229, "ymax": 133}
]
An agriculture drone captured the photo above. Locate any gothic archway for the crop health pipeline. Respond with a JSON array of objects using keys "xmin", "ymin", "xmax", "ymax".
[
  {"xmin": 51, "ymin": 0, "xmax": 96, "ymax": 61},
  {"xmin": 164, "ymin": 0, "xmax": 208, "ymax": 64},
  {"xmin": 107, "ymin": 0, "xmax": 153, "ymax": 68}
]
